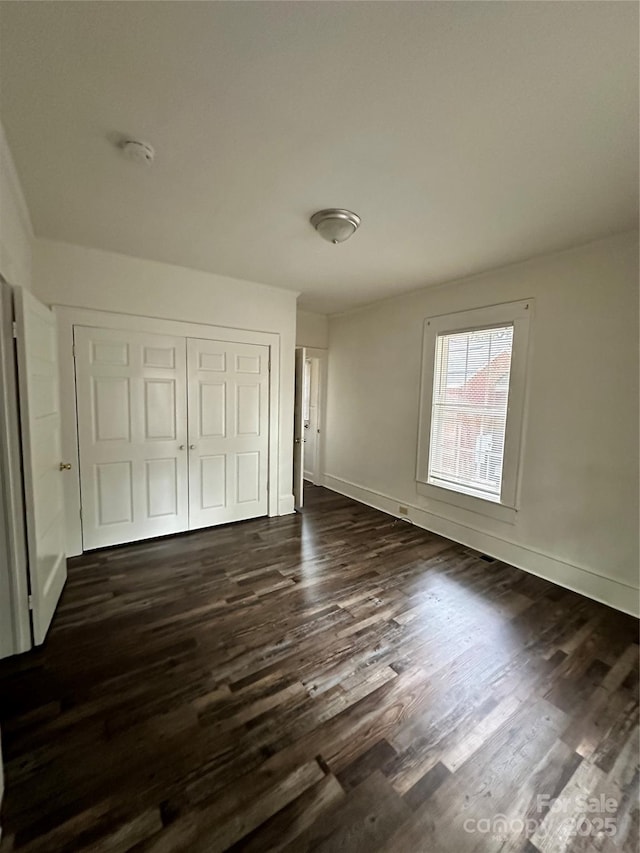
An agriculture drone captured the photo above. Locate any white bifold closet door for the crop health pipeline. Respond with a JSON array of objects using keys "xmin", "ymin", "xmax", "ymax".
[
  {"xmin": 75, "ymin": 328, "xmax": 270, "ymax": 549},
  {"xmin": 187, "ymin": 338, "xmax": 269, "ymax": 529},
  {"xmin": 75, "ymin": 327, "xmax": 189, "ymax": 550}
]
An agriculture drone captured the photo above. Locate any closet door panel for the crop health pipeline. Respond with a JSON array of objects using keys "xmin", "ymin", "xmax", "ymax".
[
  {"xmin": 187, "ymin": 338, "xmax": 269, "ymax": 529},
  {"xmin": 75, "ymin": 327, "xmax": 188, "ymax": 549}
]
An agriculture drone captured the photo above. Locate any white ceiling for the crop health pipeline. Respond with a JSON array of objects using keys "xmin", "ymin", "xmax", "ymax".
[{"xmin": 0, "ymin": 2, "xmax": 637, "ymax": 314}]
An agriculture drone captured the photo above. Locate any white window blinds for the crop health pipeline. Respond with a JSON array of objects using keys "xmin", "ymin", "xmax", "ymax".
[{"xmin": 428, "ymin": 325, "xmax": 513, "ymax": 501}]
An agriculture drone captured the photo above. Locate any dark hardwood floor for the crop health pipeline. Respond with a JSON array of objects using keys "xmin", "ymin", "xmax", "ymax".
[{"xmin": 0, "ymin": 485, "xmax": 638, "ymax": 852}]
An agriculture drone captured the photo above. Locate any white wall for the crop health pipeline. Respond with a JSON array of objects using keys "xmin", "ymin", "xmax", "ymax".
[
  {"xmin": 33, "ymin": 238, "xmax": 298, "ymax": 516},
  {"xmin": 0, "ymin": 123, "xmax": 32, "ymax": 291},
  {"xmin": 296, "ymin": 309, "xmax": 329, "ymax": 349},
  {"xmin": 324, "ymin": 231, "xmax": 639, "ymax": 615}
]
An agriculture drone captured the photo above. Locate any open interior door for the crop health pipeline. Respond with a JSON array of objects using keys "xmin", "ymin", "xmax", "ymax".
[
  {"xmin": 14, "ymin": 288, "xmax": 67, "ymax": 645},
  {"xmin": 293, "ymin": 347, "xmax": 305, "ymax": 510},
  {"xmin": 0, "ymin": 279, "xmax": 30, "ymax": 657}
]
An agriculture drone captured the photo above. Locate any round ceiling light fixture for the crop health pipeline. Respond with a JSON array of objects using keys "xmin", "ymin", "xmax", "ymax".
[{"xmin": 310, "ymin": 209, "xmax": 361, "ymax": 244}]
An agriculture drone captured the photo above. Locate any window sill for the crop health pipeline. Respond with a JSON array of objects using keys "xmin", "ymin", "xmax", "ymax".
[{"xmin": 416, "ymin": 480, "xmax": 517, "ymax": 524}]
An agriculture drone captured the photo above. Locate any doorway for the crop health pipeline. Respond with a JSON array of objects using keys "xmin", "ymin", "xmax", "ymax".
[{"xmin": 293, "ymin": 346, "xmax": 326, "ymax": 510}]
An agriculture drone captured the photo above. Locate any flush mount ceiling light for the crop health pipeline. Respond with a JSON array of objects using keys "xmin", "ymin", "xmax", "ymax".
[{"xmin": 310, "ymin": 209, "xmax": 361, "ymax": 244}]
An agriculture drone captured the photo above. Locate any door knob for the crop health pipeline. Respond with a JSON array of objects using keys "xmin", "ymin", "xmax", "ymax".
[
  {"xmin": 59, "ymin": 463, "xmax": 72, "ymax": 471},
  {"xmin": 179, "ymin": 445, "xmax": 185, "ymax": 450},
  {"xmin": 189, "ymin": 444, "xmax": 196, "ymax": 450}
]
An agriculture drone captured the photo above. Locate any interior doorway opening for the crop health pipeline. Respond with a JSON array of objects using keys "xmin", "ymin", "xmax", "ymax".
[{"xmin": 293, "ymin": 347, "xmax": 326, "ymax": 511}]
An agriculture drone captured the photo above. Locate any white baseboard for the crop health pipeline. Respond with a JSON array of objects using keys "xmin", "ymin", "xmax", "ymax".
[
  {"xmin": 323, "ymin": 473, "xmax": 639, "ymax": 617},
  {"xmin": 278, "ymin": 494, "xmax": 295, "ymax": 516}
]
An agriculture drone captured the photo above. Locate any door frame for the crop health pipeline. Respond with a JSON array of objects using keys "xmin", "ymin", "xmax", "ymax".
[{"xmin": 55, "ymin": 306, "xmax": 282, "ymax": 557}]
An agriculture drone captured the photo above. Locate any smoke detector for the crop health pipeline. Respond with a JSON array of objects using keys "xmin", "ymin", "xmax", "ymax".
[{"xmin": 121, "ymin": 139, "xmax": 155, "ymax": 166}]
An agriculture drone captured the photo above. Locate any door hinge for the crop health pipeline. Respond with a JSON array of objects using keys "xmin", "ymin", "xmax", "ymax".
[
  {"xmin": 79, "ymin": 507, "xmax": 82, "ymax": 520},
  {"xmin": 12, "ymin": 320, "xmax": 17, "ymax": 339},
  {"xmin": 28, "ymin": 594, "xmax": 34, "ymax": 611},
  {"xmin": 72, "ymin": 344, "xmax": 76, "ymax": 357}
]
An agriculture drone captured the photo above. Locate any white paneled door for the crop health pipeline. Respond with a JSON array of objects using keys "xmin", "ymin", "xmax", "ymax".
[
  {"xmin": 303, "ymin": 357, "xmax": 320, "ymax": 484},
  {"xmin": 74, "ymin": 327, "xmax": 189, "ymax": 549},
  {"xmin": 187, "ymin": 338, "xmax": 269, "ymax": 529},
  {"xmin": 14, "ymin": 289, "xmax": 67, "ymax": 645}
]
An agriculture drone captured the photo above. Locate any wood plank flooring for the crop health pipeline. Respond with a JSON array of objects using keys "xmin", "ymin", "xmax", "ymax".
[{"xmin": 0, "ymin": 484, "xmax": 638, "ymax": 852}]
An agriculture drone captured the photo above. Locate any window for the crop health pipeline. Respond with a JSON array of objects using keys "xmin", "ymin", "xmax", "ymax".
[
  {"xmin": 429, "ymin": 325, "xmax": 513, "ymax": 501},
  {"xmin": 417, "ymin": 300, "xmax": 531, "ymax": 520}
]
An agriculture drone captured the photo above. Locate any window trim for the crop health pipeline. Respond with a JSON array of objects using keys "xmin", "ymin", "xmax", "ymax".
[{"xmin": 416, "ymin": 299, "xmax": 532, "ymax": 523}]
